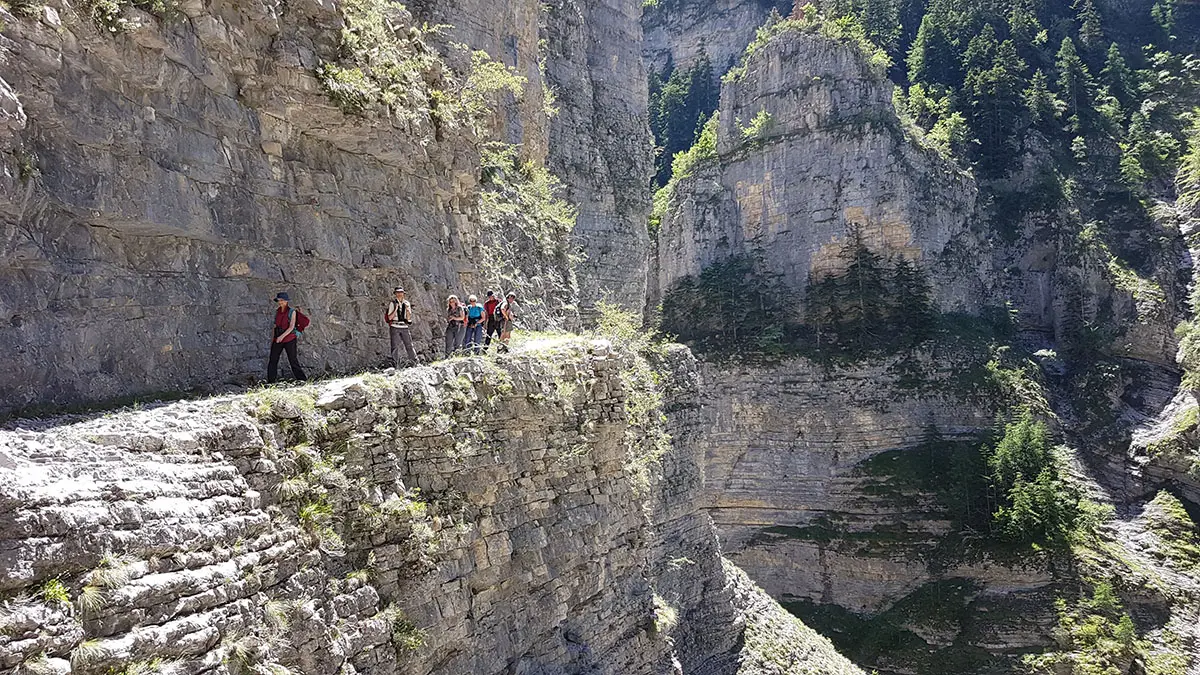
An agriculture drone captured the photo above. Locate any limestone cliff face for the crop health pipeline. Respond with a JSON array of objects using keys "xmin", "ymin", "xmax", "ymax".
[
  {"xmin": 652, "ymin": 27, "xmax": 983, "ymax": 316},
  {"xmin": 642, "ymin": 0, "xmax": 789, "ymax": 76},
  {"xmin": 0, "ymin": 0, "xmax": 652, "ymax": 414},
  {"xmin": 697, "ymin": 358, "xmax": 1000, "ymax": 614},
  {"xmin": 0, "ymin": 342, "xmax": 864, "ymax": 675},
  {"xmin": 544, "ymin": 0, "xmax": 654, "ymax": 321},
  {"xmin": 412, "ymin": 0, "xmax": 656, "ymax": 320}
]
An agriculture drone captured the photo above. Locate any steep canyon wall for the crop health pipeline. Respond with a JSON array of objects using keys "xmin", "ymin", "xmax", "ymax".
[
  {"xmin": 0, "ymin": 0, "xmax": 652, "ymax": 415},
  {"xmin": 0, "ymin": 341, "xmax": 864, "ymax": 675},
  {"xmin": 652, "ymin": 26, "xmax": 984, "ymax": 316}
]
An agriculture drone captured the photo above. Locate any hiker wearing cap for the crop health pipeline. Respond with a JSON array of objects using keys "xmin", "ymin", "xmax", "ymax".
[
  {"xmin": 444, "ymin": 295, "xmax": 467, "ymax": 358},
  {"xmin": 268, "ymin": 292, "xmax": 307, "ymax": 383},
  {"xmin": 483, "ymin": 289, "xmax": 501, "ymax": 349},
  {"xmin": 385, "ymin": 287, "xmax": 417, "ymax": 367},
  {"xmin": 498, "ymin": 291, "xmax": 520, "ymax": 351},
  {"xmin": 464, "ymin": 295, "xmax": 486, "ymax": 354}
]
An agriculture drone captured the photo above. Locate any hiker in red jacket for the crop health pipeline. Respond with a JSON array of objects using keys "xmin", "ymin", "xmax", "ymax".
[
  {"xmin": 483, "ymin": 289, "xmax": 501, "ymax": 349},
  {"xmin": 268, "ymin": 292, "xmax": 307, "ymax": 383}
]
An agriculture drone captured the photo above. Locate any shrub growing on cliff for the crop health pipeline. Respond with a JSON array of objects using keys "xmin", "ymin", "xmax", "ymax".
[
  {"xmin": 593, "ymin": 302, "xmax": 672, "ymax": 496},
  {"xmin": 723, "ymin": 8, "xmax": 889, "ymax": 83},
  {"xmin": 987, "ymin": 413, "xmax": 1082, "ymax": 546},
  {"xmin": 39, "ymin": 578, "xmax": 69, "ymax": 605},
  {"xmin": 1024, "ymin": 582, "xmax": 1144, "ymax": 675}
]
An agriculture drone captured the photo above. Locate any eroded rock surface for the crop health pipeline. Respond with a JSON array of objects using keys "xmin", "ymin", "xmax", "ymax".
[
  {"xmin": 0, "ymin": 341, "xmax": 862, "ymax": 675},
  {"xmin": 653, "ymin": 27, "xmax": 982, "ymax": 315}
]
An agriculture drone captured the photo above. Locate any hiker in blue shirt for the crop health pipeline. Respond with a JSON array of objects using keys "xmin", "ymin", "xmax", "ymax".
[{"xmin": 464, "ymin": 295, "xmax": 486, "ymax": 354}]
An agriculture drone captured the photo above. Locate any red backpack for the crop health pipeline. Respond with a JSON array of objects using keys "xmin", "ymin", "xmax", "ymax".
[{"xmin": 290, "ymin": 308, "xmax": 311, "ymax": 336}]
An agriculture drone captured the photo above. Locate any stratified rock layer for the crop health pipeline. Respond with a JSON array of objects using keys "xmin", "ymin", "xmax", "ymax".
[{"xmin": 0, "ymin": 341, "xmax": 864, "ymax": 675}]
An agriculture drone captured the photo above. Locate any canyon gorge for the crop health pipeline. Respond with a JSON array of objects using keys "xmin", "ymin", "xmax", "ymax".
[{"xmin": 3, "ymin": 0, "xmax": 1200, "ymax": 673}]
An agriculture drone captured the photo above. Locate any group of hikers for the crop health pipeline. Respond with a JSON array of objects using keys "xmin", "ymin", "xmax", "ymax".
[{"xmin": 267, "ymin": 287, "xmax": 521, "ymax": 383}]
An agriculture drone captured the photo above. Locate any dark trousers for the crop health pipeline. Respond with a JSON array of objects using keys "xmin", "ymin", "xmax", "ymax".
[
  {"xmin": 390, "ymin": 326, "xmax": 417, "ymax": 366},
  {"xmin": 484, "ymin": 318, "xmax": 501, "ymax": 346},
  {"xmin": 268, "ymin": 339, "xmax": 306, "ymax": 382}
]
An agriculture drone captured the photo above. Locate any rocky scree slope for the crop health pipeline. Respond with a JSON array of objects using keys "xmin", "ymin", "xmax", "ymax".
[
  {"xmin": 0, "ymin": 0, "xmax": 653, "ymax": 415},
  {"xmin": 0, "ymin": 340, "xmax": 864, "ymax": 675}
]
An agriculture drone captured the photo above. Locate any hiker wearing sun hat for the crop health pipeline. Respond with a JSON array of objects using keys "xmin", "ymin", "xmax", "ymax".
[
  {"xmin": 268, "ymin": 292, "xmax": 307, "ymax": 383},
  {"xmin": 385, "ymin": 286, "xmax": 417, "ymax": 367}
]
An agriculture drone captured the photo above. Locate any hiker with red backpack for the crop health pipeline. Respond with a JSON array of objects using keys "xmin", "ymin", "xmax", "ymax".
[
  {"xmin": 385, "ymin": 286, "xmax": 417, "ymax": 367},
  {"xmin": 483, "ymin": 289, "xmax": 501, "ymax": 349},
  {"xmin": 268, "ymin": 292, "xmax": 308, "ymax": 383}
]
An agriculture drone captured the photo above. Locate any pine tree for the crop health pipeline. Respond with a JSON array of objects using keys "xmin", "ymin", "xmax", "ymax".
[
  {"xmin": 838, "ymin": 225, "xmax": 889, "ymax": 350},
  {"xmin": 1055, "ymin": 37, "xmax": 1095, "ymax": 131},
  {"xmin": 1152, "ymin": 0, "xmax": 1176, "ymax": 40},
  {"xmin": 1007, "ymin": 0, "xmax": 1043, "ymax": 57},
  {"xmin": 969, "ymin": 39, "xmax": 1028, "ymax": 175},
  {"xmin": 859, "ymin": 0, "xmax": 901, "ymax": 55},
  {"xmin": 907, "ymin": 14, "xmax": 960, "ymax": 87},
  {"xmin": 648, "ymin": 54, "xmax": 719, "ymax": 187},
  {"xmin": 962, "ymin": 23, "xmax": 999, "ymax": 75},
  {"xmin": 1024, "ymin": 69, "xmax": 1063, "ymax": 127},
  {"xmin": 890, "ymin": 256, "xmax": 935, "ymax": 345},
  {"xmin": 1077, "ymin": 0, "xmax": 1103, "ymax": 51},
  {"xmin": 1100, "ymin": 43, "xmax": 1135, "ymax": 108}
]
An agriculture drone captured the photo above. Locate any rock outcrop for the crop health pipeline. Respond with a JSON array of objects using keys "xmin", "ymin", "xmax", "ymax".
[
  {"xmin": 0, "ymin": 340, "xmax": 863, "ymax": 675},
  {"xmin": 652, "ymin": 24, "xmax": 982, "ymax": 315},
  {"xmin": 0, "ymin": 0, "xmax": 653, "ymax": 415},
  {"xmin": 544, "ymin": 0, "xmax": 654, "ymax": 321},
  {"xmin": 642, "ymin": 0, "xmax": 791, "ymax": 76}
]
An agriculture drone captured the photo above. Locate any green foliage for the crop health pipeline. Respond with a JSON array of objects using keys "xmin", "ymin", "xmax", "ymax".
[
  {"xmin": 379, "ymin": 604, "xmax": 426, "ymax": 654},
  {"xmin": 1179, "ymin": 111, "xmax": 1200, "ymax": 213},
  {"xmin": 987, "ymin": 413, "xmax": 1082, "ymax": 546},
  {"xmin": 805, "ymin": 228, "xmax": 936, "ymax": 357},
  {"xmin": 70, "ymin": 639, "xmax": 109, "ymax": 669},
  {"xmin": 298, "ymin": 499, "xmax": 333, "ymax": 532},
  {"xmin": 1024, "ymin": 583, "xmax": 1145, "ymax": 675},
  {"xmin": 668, "ymin": 112, "xmax": 719, "ymax": 184},
  {"xmin": 39, "ymin": 578, "xmax": 69, "ymax": 605},
  {"xmin": 724, "ymin": 8, "xmax": 889, "ymax": 83},
  {"xmin": 78, "ymin": 0, "xmax": 175, "ymax": 34},
  {"xmin": 785, "ymin": 580, "xmax": 999, "ymax": 674},
  {"xmin": 650, "ymin": 112, "xmax": 719, "ymax": 238},
  {"xmin": 885, "ymin": 0, "xmax": 1199, "ymax": 194},
  {"xmin": 316, "ymin": 0, "xmax": 440, "ymax": 118},
  {"xmin": 1145, "ymin": 490, "xmax": 1200, "ymax": 570},
  {"xmin": 315, "ymin": 0, "xmax": 525, "ymax": 136},
  {"xmin": 90, "ymin": 554, "xmax": 133, "ymax": 589},
  {"xmin": 592, "ymin": 302, "xmax": 672, "ymax": 496},
  {"xmin": 659, "ymin": 229, "xmax": 956, "ymax": 362},
  {"xmin": 479, "ymin": 143, "xmax": 576, "ymax": 257},
  {"xmin": 659, "ymin": 253, "xmax": 789, "ymax": 356},
  {"xmin": 77, "ymin": 585, "xmax": 106, "ymax": 615},
  {"xmin": 856, "ymin": 427, "xmax": 991, "ymax": 533},
  {"xmin": 648, "ymin": 55, "xmax": 719, "ymax": 188},
  {"xmin": 738, "ymin": 109, "xmax": 775, "ymax": 142}
]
